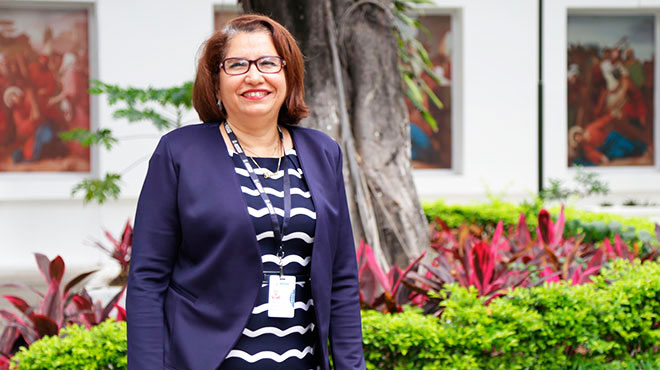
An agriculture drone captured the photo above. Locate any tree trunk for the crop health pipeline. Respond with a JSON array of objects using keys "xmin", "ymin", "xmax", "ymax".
[{"xmin": 242, "ymin": 0, "xmax": 429, "ymax": 269}]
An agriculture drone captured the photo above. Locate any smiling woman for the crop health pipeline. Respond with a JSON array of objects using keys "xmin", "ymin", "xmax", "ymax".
[
  {"xmin": 192, "ymin": 15, "xmax": 308, "ymax": 126},
  {"xmin": 126, "ymin": 14, "xmax": 366, "ymax": 370},
  {"xmin": 217, "ymin": 32, "xmax": 288, "ymax": 133}
]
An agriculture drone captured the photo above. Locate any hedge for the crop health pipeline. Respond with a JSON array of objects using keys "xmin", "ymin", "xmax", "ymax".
[
  {"xmin": 11, "ymin": 261, "xmax": 660, "ymax": 369},
  {"xmin": 362, "ymin": 260, "xmax": 660, "ymax": 369},
  {"xmin": 423, "ymin": 199, "xmax": 658, "ymax": 245},
  {"xmin": 10, "ymin": 320, "xmax": 126, "ymax": 370}
]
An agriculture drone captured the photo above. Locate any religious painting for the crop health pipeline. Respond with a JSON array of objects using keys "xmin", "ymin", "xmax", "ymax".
[
  {"xmin": 407, "ymin": 15, "xmax": 453, "ymax": 169},
  {"xmin": 0, "ymin": 7, "xmax": 91, "ymax": 172},
  {"xmin": 567, "ymin": 14, "xmax": 655, "ymax": 167}
]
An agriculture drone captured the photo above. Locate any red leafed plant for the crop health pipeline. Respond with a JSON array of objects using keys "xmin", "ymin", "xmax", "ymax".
[
  {"xmin": 405, "ymin": 219, "xmax": 532, "ymax": 314},
  {"xmin": 356, "ymin": 239, "xmax": 426, "ymax": 313},
  {"xmin": 0, "ymin": 254, "xmax": 94, "ymax": 365},
  {"xmin": 94, "ymin": 220, "xmax": 132, "ymax": 286},
  {"xmin": 72, "ymin": 287, "xmax": 126, "ymax": 328},
  {"xmin": 0, "ymin": 254, "xmax": 125, "ymax": 367},
  {"xmin": 404, "ymin": 206, "xmax": 656, "ymax": 316}
]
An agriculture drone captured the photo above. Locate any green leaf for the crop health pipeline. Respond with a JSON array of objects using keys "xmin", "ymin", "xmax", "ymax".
[
  {"xmin": 410, "ymin": 39, "xmax": 433, "ymax": 67},
  {"xmin": 396, "ymin": 11, "xmax": 417, "ymax": 28},
  {"xmin": 421, "ymin": 82, "xmax": 444, "ymax": 110},
  {"xmin": 404, "ymin": 83, "xmax": 438, "ymax": 131},
  {"xmin": 420, "ymin": 110, "xmax": 439, "ymax": 132},
  {"xmin": 420, "ymin": 63, "xmax": 443, "ymax": 86},
  {"xmin": 112, "ymin": 108, "xmax": 172, "ymax": 130},
  {"xmin": 403, "ymin": 74, "xmax": 424, "ymax": 105},
  {"xmin": 72, "ymin": 173, "xmax": 122, "ymax": 204},
  {"xmin": 58, "ymin": 128, "xmax": 118, "ymax": 150}
]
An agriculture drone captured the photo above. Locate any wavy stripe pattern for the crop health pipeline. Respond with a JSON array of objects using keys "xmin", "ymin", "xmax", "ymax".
[
  {"xmin": 248, "ymin": 207, "xmax": 316, "ymax": 219},
  {"xmin": 261, "ymin": 254, "xmax": 311, "ymax": 267},
  {"xmin": 256, "ymin": 231, "xmax": 274, "ymax": 241},
  {"xmin": 226, "ymin": 144, "xmax": 317, "ymax": 369},
  {"xmin": 283, "ymin": 232, "xmax": 314, "ymax": 243},
  {"xmin": 235, "ymin": 167, "xmax": 303, "ymax": 179},
  {"xmin": 252, "ymin": 299, "xmax": 314, "ymax": 314},
  {"xmin": 242, "ymin": 323, "xmax": 315, "ymax": 338},
  {"xmin": 226, "ymin": 346, "xmax": 314, "ymax": 363},
  {"xmin": 256, "ymin": 231, "xmax": 314, "ymax": 243},
  {"xmin": 241, "ymin": 186, "xmax": 311, "ymax": 198}
]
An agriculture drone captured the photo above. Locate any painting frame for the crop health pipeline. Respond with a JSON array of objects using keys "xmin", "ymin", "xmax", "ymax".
[
  {"xmin": 567, "ymin": 12, "xmax": 656, "ymax": 168},
  {"xmin": 0, "ymin": 1, "xmax": 98, "ymax": 200},
  {"xmin": 406, "ymin": 9, "xmax": 462, "ymax": 173},
  {"xmin": 543, "ymin": 1, "xmax": 660, "ymax": 197}
]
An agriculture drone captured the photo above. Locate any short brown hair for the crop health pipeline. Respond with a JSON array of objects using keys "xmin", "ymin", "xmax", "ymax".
[{"xmin": 193, "ymin": 14, "xmax": 309, "ymax": 124}]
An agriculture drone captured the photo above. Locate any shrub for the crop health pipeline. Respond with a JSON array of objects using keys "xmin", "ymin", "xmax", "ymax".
[
  {"xmin": 423, "ymin": 199, "xmax": 658, "ymax": 245},
  {"xmin": 407, "ymin": 207, "xmax": 658, "ymax": 315},
  {"xmin": 1, "ymin": 254, "xmax": 96, "ymax": 366},
  {"xmin": 10, "ymin": 320, "xmax": 127, "ymax": 370},
  {"xmin": 363, "ymin": 260, "xmax": 660, "ymax": 369},
  {"xmin": 558, "ymin": 206, "xmax": 658, "ymax": 246},
  {"xmin": 424, "ymin": 199, "xmax": 530, "ymax": 231},
  {"xmin": 11, "ymin": 261, "xmax": 660, "ymax": 369},
  {"xmin": 0, "ymin": 254, "xmax": 125, "ymax": 367}
]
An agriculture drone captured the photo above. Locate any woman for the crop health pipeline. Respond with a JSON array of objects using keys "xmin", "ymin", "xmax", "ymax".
[{"xmin": 127, "ymin": 14, "xmax": 366, "ymax": 370}]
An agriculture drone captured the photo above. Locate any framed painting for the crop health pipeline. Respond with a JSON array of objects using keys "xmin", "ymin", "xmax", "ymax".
[
  {"xmin": 0, "ymin": 5, "xmax": 91, "ymax": 172},
  {"xmin": 567, "ymin": 14, "xmax": 655, "ymax": 167},
  {"xmin": 407, "ymin": 14, "xmax": 454, "ymax": 170}
]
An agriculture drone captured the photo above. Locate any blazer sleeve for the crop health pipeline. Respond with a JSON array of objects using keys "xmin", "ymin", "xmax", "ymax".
[
  {"xmin": 329, "ymin": 143, "xmax": 367, "ymax": 370},
  {"xmin": 126, "ymin": 136, "xmax": 181, "ymax": 369}
]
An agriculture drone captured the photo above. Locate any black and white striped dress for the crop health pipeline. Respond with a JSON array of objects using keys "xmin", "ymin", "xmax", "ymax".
[{"xmin": 218, "ymin": 146, "xmax": 320, "ymax": 370}]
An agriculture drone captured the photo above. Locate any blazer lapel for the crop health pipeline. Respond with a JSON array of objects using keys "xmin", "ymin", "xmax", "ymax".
[
  {"xmin": 211, "ymin": 122, "xmax": 263, "ymax": 264},
  {"xmin": 288, "ymin": 126, "xmax": 332, "ymax": 281}
]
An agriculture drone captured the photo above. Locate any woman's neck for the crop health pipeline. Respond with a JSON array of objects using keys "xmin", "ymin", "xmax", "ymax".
[{"xmin": 225, "ymin": 119, "xmax": 281, "ymax": 157}]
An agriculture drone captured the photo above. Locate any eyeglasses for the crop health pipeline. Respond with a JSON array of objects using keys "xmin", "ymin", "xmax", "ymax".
[{"xmin": 220, "ymin": 56, "xmax": 286, "ymax": 75}]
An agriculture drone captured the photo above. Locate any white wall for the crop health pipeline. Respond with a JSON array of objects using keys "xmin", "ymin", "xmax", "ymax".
[
  {"xmin": 2, "ymin": 0, "xmax": 657, "ymax": 280},
  {"xmin": 0, "ymin": 0, "xmax": 220, "ymax": 278},
  {"xmin": 415, "ymin": 0, "xmax": 540, "ymax": 202}
]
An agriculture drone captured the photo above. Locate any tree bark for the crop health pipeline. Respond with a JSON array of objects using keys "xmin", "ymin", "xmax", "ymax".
[{"xmin": 243, "ymin": 0, "xmax": 429, "ymax": 269}]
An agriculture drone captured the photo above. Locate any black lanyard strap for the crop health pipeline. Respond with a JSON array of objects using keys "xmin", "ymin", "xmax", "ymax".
[{"xmin": 224, "ymin": 122, "xmax": 291, "ymax": 275}]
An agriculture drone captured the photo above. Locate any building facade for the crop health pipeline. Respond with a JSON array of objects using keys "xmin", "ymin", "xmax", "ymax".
[{"xmin": 0, "ymin": 0, "xmax": 658, "ymax": 278}]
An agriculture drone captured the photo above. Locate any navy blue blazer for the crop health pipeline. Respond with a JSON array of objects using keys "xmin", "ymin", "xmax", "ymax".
[{"xmin": 126, "ymin": 122, "xmax": 365, "ymax": 370}]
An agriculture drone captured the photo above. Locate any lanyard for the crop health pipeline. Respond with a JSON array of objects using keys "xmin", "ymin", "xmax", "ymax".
[{"xmin": 224, "ymin": 122, "xmax": 291, "ymax": 276}]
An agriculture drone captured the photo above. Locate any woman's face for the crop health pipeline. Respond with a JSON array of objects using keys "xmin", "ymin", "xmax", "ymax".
[{"xmin": 217, "ymin": 31, "xmax": 287, "ymax": 125}]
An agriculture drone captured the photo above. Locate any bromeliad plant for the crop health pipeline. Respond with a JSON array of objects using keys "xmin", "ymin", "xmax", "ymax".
[
  {"xmin": 0, "ymin": 254, "xmax": 94, "ymax": 366},
  {"xmin": 405, "ymin": 207, "xmax": 660, "ymax": 315},
  {"xmin": 94, "ymin": 220, "xmax": 133, "ymax": 286},
  {"xmin": 72, "ymin": 288, "xmax": 126, "ymax": 328},
  {"xmin": 356, "ymin": 240, "xmax": 426, "ymax": 313},
  {"xmin": 405, "ymin": 218, "xmax": 534, "ymax": 314},
  {"xmin": 0, "ymin": 254, "xmax": 125, "ymax": 368}
]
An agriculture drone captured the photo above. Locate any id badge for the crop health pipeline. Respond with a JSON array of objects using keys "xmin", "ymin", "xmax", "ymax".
[{"xmin": 268, "ymin": 275, "xmax": 296, "ymax": 318}]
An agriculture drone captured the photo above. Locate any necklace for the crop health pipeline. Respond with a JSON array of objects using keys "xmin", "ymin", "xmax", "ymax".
[
  {"xmin": 248, "ymin": 141, "xmax": 282, "ymax": 179},
  {"xmin": 225, "ymin": 121, "xmax": 284, "ymax": 179}
]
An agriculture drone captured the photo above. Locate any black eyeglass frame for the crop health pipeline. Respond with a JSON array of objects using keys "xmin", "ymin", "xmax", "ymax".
[{"xmin": 219, "ymin": 56, "xmax": 286, "ymax": 76}]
